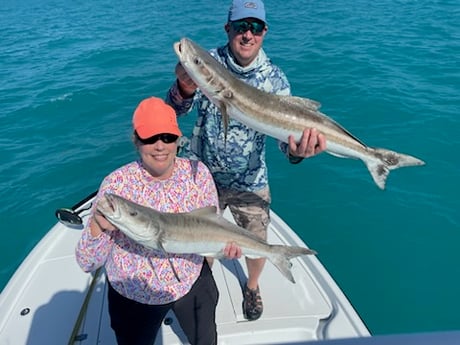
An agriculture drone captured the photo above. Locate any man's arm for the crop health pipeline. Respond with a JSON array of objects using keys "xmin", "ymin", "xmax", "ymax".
[{"xmin": 165, "ymin": 63, "xmax": 197, "ymax": 116}]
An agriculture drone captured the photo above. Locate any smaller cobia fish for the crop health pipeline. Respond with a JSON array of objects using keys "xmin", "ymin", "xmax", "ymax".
[
  {"xmin": 173, "ymin": 37, "xmax": 426, "ymax": 190},
  {"xmin": 97, "ymin": 193, "xmax": 316, "ymax": 283}
]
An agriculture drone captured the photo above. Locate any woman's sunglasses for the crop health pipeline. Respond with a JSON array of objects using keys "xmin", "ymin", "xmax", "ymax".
[
  {"xmin": 135, "ymin": 131, "xmax": 179, "ymax": 145},
  {"xmin": 230, "ymin": 20, "xmax": 265, "ymax": 35}
]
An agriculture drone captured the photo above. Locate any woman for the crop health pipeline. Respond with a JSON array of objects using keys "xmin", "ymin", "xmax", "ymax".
[{"xmin": 75, "ymin": 97, "xmax": 240, "ymax": 345}]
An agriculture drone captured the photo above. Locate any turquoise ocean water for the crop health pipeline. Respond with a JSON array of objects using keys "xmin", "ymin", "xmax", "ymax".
[{"xmin": 1, "ymin": 0, "xmax": 459, "ymax": 336}]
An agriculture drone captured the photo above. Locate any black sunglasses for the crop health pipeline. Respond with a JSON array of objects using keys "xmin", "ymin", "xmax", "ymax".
[
  {"xmin": 135, "ymin": 131, "xmax": 179, "ymax": 145},
  {"xmin": 230, "ymin": 20, "xmax": 265, "ymax": 35}
]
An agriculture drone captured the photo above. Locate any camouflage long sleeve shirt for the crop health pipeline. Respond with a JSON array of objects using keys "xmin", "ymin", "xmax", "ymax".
[{"xmin": 166, "ymin": 44, "xmax": 291, "ymax": 192}]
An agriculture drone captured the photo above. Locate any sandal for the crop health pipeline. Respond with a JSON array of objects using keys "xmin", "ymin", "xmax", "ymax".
[{"xmin": 243, "ymin": 284, "xmax": 263, "ymax": 321}]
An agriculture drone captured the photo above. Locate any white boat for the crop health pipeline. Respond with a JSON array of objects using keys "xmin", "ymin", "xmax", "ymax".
[{"xmin": 0, "ymin": 192, "xmax": 370, "ymax": 345}]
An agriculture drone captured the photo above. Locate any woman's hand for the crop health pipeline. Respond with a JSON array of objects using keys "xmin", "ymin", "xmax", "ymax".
[
  {"xmin": 89, "ymin": 211, "xmax": 117, "ymax": 237},
  {"xmin": 223, "ymin": 241, "xmax": 242, "ymax": 259}
]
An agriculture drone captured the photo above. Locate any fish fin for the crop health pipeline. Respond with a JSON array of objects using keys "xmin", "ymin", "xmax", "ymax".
[
  {"xmin": 327, "ymin": 151, "xmax": 350, "ymax": 159},
  {"xmin": 212, "ymin": 250, "xmax": 227, "ymax": 260},
  {"xmin": 157, "ymin": 241, "xmax": 167, "ymax": 254},
  {"xmin": 365, "ymin": 148, "xmax": 426, "ymax": 190},
  {"xmin": 187, "ymin": 206, "xmax": 218, "ymax": 216},
  {"xmin": 157, "ymin": 240, "xmax": 182, "ymax": 281},
  {"xmin": 269, "ymin": 246, "xmax": 317, "ymax": 284},
  {"xmin": 271, "ymin": 254, "xmax": 295, "ymax": 283},
  {"xmin": 245, "ymin": 254, "xmax": 264, "ymax": 259},
  {"xmin": 182, "ymin": 207, "xmax": 261, "ymax": 239},
  {"xmin": 282, "ymin": 95, "xmax": 321, "ymax": 111},
  {"xmin": 198, "ymin": 251, "xmax": 220, "ymax": 257},
  {"xmin": 366, "ymin": 160, "xmax": 389, "ymax": 190},
  {"xmin": 185, "ymin": 207, "xmax": 266, "ymax": 242},
  {"xmin": 197, "ymin": 250, "xmax": 227, "ymax": 259},
  {"xmin": 220, "ymin": 102, "xmax": 229, "ymax": 145}
]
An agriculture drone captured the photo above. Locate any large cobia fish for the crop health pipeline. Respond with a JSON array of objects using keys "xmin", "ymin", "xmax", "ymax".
[
  {"xmin": 97, "ymin": 193, "xmax": 316, "ymax": 283},
  {"xmin": 173, "ymin": 37, "xmax": 425, "ymax": 190}
]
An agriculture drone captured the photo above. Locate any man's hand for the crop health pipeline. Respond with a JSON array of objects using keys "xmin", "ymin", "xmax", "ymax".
[
  {"xmin": 288, "ymin": 128, "xmax": 326, "ymax": 158},
  {"xmin": 175, "ymin": 63, "xmax": 197, "ymax": 97}
]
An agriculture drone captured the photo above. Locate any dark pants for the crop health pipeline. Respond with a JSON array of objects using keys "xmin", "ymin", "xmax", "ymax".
[{"xmin": 108, "ymin": 260, "xmax": 218, "ymax": 345}]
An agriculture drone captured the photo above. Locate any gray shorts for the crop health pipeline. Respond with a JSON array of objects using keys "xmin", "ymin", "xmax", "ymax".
[{"xmin": 217, "ymin": 187, "xmax": 271, "ymax": 240}]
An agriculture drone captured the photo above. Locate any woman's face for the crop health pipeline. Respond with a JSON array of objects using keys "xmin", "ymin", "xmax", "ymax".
[{"xmin": 135, "ymin": 133, "xmax": 179, "ymax": 179}]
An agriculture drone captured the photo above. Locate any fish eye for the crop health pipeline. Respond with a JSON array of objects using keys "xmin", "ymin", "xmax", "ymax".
[
  {"xmin": 193, "ymin": 57, "xmax": 201, "ymax": 65},
  {"xmin": 129, "ymin": 211, "xmax": 138, "ymax": 216}
]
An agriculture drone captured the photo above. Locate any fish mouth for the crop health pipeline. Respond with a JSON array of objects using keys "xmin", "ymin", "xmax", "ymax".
[
  {"xmin": 97, "ymin": 193, "xmax": 119, "ymax": 219},
  {"xmin": 173, "ymin": 41, "xmax": 182, "ymax": 57},
  {"xmin": 174, "ymin": 38, "xmax": 192, "ymax": 58}
]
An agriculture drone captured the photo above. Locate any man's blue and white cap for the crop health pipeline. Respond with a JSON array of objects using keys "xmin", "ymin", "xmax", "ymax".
[{"xmin": 228, "ymin": 0, "xmax": 266, "ymax": 23}]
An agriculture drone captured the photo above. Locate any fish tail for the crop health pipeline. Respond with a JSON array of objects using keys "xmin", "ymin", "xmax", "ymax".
[
  {"xmin": 366, "ymin": 148, "xmax": 426, "ymax": 190},
  {"xmin": 269, "ymin": 246, "xmax": 317, "ymax": 284}
]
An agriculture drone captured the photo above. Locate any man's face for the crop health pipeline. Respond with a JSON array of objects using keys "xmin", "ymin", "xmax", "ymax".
[{"xmin": 225, "ymin": 18, "xmax": 267, "ymax": 67}]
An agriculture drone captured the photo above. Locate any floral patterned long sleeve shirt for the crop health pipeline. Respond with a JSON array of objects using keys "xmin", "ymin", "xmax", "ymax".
[
  {"xmin": 166, "ymin": 45, "xmax": 291, "ymax": 192},
  {"xmin": 75, "ymin": 158, "xmax": 219, "ymax": 305}
]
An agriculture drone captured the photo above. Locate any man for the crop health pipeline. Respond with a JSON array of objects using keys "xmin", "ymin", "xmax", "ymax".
[{"xmin": 166, "ymin": 0, "xmax": 326, "ymax": 321}]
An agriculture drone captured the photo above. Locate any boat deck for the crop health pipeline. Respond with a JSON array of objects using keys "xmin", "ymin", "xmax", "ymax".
[{"xmin": 0, "ymin": 198, "xmax": 369, "ymax": 345}]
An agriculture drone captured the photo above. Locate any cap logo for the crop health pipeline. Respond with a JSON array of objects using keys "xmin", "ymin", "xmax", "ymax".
[{"xmin": 244, "ymin": 2, "xmax": 258, "ymax": 9}]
